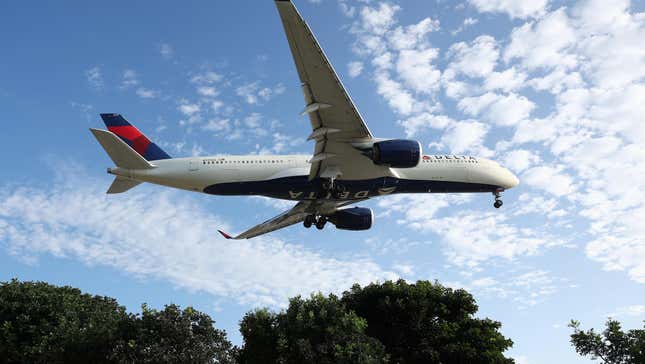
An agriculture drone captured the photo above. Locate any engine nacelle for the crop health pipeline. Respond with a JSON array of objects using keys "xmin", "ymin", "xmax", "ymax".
[
  {"xmin": 372, "ymin": 139, "xmax": 422, "ymax": 168},
  {"xmin": 329, "ymin": 207, "xmax": 373, "ymax": 231}
]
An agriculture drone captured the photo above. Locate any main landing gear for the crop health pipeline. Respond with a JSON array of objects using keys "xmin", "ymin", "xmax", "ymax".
[
  {"xmin": 304, "ymin": 215, "xmax": 327, "ymax": 230},
  {"xmin": 321, "ymin": 178, "xmax": 346, "ymax": 199},
  {"xmin": 493, "ymin": 189, "xmax": 504, "ymax": 209}
]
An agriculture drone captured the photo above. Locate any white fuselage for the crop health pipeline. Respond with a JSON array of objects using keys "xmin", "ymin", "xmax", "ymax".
[{"xmin": 108, "ymin": 154, "xmax": 519, "ymax": 202}]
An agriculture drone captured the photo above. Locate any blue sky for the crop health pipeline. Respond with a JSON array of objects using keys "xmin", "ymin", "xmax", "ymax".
[{"xmin": 1, "ymin": 0, "xmax": 645, "ymax": 363}]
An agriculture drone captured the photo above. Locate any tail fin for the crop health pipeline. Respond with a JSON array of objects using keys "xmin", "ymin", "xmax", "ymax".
[
  {"xmin": 100, "ymin": 113, "xmax": 171, "ymax": 161},
  {"xmin": 90, "ymin": 128, "xmax": 153, "ymax": 170}
]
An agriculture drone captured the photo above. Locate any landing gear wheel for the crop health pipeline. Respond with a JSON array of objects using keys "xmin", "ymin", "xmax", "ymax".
[
  {"xmin": 303, "ymin": 215, "xmax": 315, "ymax": 228},
  {"xmin": 331, "ymin": 184, "xmax": 346, "ymax": 199},
  {"xmin": 315, "ymin": 216, "xmax": 327, "ymax": 230},
  {"xmin": 493, "ymin": 189, "xmax": 504, "ymax": 209}
]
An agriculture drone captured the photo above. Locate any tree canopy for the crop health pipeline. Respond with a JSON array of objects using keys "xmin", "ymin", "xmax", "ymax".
[
  {"xmin": 0, "ymin": 279, "xmax": 233, "ymax": 364},
  {"xmin": 341, "ymin": 280, "xmax": 515, "ymax": 364},
  {"xmin": 1, "ymin": 278, "xmax": 518, "ymax": 364},
  {"xmin": 238, "ymin": 293, "xmax": 387, "ymax": 364},
  {"xmin": 569, "ymin": 319, "xmax": 645, "ymax": 364},
  {"xmin": 239, "ymin": 280, "xmax": 515, "ymax": 364}
]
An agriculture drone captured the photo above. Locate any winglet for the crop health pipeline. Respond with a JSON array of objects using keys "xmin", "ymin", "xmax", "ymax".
[{"xmin": 218, "ymin": 230, "xmax": 234, "ymax": 240}]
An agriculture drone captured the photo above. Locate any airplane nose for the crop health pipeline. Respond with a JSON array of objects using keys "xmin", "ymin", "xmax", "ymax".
[{"xmin": 503, "ymin": 169, "xmax": 520, "ymax": 189}]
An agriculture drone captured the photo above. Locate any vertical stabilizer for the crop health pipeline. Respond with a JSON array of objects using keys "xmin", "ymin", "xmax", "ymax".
[
  {"xmin": 100, "ymin": 113, "xmax": 171, "ymax": 161},
  {"xmin": 90, "ymin": 128, "xmax": 153, "ymax": 170}
]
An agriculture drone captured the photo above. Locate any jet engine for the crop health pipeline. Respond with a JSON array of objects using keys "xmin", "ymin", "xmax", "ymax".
[
  {"xmin": 371, "ymin": 139, "xmax": 422, "ymax": 168},
  {"xmin": 329, "ymin": 207, "xmax": 373, "ymax": 231}
]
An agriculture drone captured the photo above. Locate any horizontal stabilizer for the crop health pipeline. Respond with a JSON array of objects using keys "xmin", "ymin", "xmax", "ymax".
[
  {"xmin": 90, "ymin": 128, "xmax": 153, "ymax": 170},
  {"xmin": 107, "ymin": 177, "xmax": 142, "ymax": 194}
]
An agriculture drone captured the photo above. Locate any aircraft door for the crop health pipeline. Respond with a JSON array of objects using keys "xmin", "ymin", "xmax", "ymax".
[{"xmin": 189, "ymin": 159, "xmax": 201, "ymax": 172}]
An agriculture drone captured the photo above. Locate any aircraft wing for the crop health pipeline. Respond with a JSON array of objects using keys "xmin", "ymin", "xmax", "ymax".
[
  {"xmin": 218, "ymin": 200, "xmax": 361, "ymax": 240},
  {"xmin": 275, "ymin": 0, "xmax": 396, "ymax": 181}
]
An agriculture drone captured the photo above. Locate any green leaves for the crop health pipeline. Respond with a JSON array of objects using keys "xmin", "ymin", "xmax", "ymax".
[
  {"xmin": 239, "ymin": 293, "xmax": 387, "ymax": 364},
  {"xmin": 0, "ymin": 279, "xmax": 234, "ymax": 364},
  {"xmin": 238, "ymin": 280, "xmax": 516, "ymax": 364},
  {"xmin": 342, "ymin": 280, "xmax": 514, "ymax": 364},
  {"xmin": 569, "ymin": 319, "xmax": 645, "ymax": 364},
  {"xmin": 2, "ymin": 278, "xmax": 518, "ymax": 364}
]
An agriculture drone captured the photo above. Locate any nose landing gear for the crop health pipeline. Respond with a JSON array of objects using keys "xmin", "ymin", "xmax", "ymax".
[{"xmin": 493, "ymin": 189, "xmax": 504, "ymax": 209}]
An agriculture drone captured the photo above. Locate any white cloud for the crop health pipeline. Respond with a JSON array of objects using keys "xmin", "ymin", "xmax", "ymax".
[
  {"xmin": 85, "ymin": 66, "xmax": 104, "ymax": 90},
  {"xmin": 345, "ymin": 0, "xmax": 645, "ymax": 287},
  {"xmin": 136, "ymin": 88, "xmax": 159, "ymax": 99},
  {"xmin": 388, "ymin": 17, "xmax": 439, "ymax": 51},
  {"xmin": 236, "ymin": 82, "xmax": 285, "ymax": 105},
  {"xmin": 503, "ymin": 149, "xmax": 540, "ymax": 173},
  {"xmin": 359, "ymin": 3, "xmax": 400, "ymax": 36},
  {"xmin": 452, "ymin": 17, "xmax": 479, "ymax": 35},
  {"xmin": 396, "ymin": 48, "xmax": 441, "ymax": 94},
  {"xmin": 609, "ymin": 305, "xmax": 645, "ymax": 318},
  {"xmin": 484, "ymin": 67, "xmax": 527, "ymax": 92},
  {"xmin": 0, "ymin": 172, "xmax": 397, "ymax": 307},
  {"xmin": 459, "ymin": 92, "xmax": 535, "ymax": 126},
  {"xmin": 374, "ymin": 73, "xmax": 416, "ymax": 115},
  {"xmin": 504, "ymin": 8, "xmax": 577, "ymax": 70},
  {"xmin": 448, "ymin": 35, "xmax": 499, "ymax": 78},
  {"xmin": 377, "ymin": 195, "xmax": 563, "ymax": 268},
  {"xmin": 440, "ymin": 121, "xmax": 490, "ymax": 156},
  {"xmin": 160, "ymin": 43, "xmax": 174, "ymax": 59},
  {"xmin": 514, "ymin": 193, "xmax": 568, "ymax": 219},
  {"xmin": 178, "ymin": 102, "xmax": 201, "ymax": 116},
  {"xmin": 450, "ymin": 269, "xmax": 562, "ymax": 308},
  {"xmin": 421, "ymin": 212, "xmax": 557, "ymax": 267},
  {"xmin": 399, "ymin": 113, "xmax": 454, "ymax": 137},
  {"xmin": 348, "ymin": 61, "xmax": 364, "ymax": 77},
  {"xmin": 586, "ymin": 236, "xmax": 645, "ymax": 283},
  {"xmin": 197, "ymin": 86, "xmax": 218, "ymax": 97},
  {"xmin": 468, "ymin": 0, "xmax": 549, "ymax": 19},
  {"xmin": 121, "ymin": 69, "xmax": 139, "ymax": 89},
  {"xmin": 191, "ymin": 71, "xmax": 223, "ymax": 85},
  {"xmin": 202, "ymin": 118, "xmax": 231, "ymax": 133},
  {"xmin": 338, "ymin": 0, "xmax": 356, "ymax": 18},
  {"xmin": 522, "ymin": 166, "xmax": 575, "ymax": 197}
]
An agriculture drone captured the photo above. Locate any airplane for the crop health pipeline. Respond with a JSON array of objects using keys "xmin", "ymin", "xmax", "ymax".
[{"xmin": 90, "ymin": 0, "xmax": 519, "ymax": 240}]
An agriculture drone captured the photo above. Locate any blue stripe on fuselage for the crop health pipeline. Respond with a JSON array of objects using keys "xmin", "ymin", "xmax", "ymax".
[{"xmin": 203, "ymin": 176, "xmax": 500, "ymax": 201}]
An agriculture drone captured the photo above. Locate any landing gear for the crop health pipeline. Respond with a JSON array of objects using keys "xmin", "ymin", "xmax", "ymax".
[
  {"xmin": 322, "ymin": 178, "xmax": 346, "ymax": 199},
  {"xmin": 331, "ymin": 184, "xmax": 346, "ymax": 199},
  {"xmin": 303, "ymin": 215, "xmax": 315, "ymax": 228},
  {"xmin": 304, "ymin": 215, "xmax": 328, "ymax": 230},
  {"xmin": 315, "ymin": 216, "xmax": 327, "ymax": 230},
  {"xmin": 493, "ymin": 190, "xmax": 504, "ymax": 209}
]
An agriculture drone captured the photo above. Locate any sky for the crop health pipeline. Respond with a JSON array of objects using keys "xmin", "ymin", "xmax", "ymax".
[{"xmin": 1, "ymin": 0, "xmax": 644, "ymax": 362}]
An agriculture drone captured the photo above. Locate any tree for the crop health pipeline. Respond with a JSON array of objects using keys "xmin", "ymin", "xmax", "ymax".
[
  {"xmin": 0, "ymin": 279, "xmax": 128, "ymax": 364},
  {"xmin": 238, "ymin": 293, "xmax": 387, "ymax": 364},
  {"xmin": 569, "ymin": 319, "xmax": 645, "ymax": 364},
  {"xmin": 0, "ymin": 279, "xmax": 234, "ymax": 364},
  {"xmin": 237, "ymin": 308, "xmax": 280, "ymax": 364},
  {"xmin": 114, "ymin": 304, "xmax": 236, "ymax": 364},
  {"xmin": 342, "ymin": 280, "xmax": 515, "ymax": 364}
]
